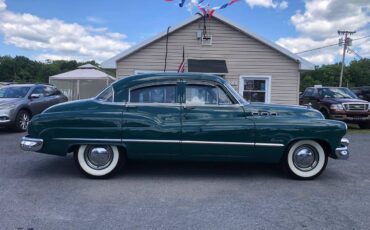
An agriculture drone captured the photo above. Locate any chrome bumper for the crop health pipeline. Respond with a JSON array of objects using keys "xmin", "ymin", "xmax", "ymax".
[
  {"xmin": 20, "ymin": 137, "xmax": 44, "ymax": 152},
  {"xmin": 335, "ymin": 138, "xmax": 349, "ymax": 160}
]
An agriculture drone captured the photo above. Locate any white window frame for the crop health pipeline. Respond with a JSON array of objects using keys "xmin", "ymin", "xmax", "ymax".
[{"xmin": 239, "ymin": 75, "xmax": 271, "ymax": 104}]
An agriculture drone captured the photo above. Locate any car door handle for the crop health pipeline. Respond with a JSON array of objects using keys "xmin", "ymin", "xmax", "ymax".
[
  {"xmin": 183, "ymin": 106, "xmax": 195, "ymax": 110},
  {"xmin": 126, "ymin": 104, "xmax": 137, "ymax": 108}
]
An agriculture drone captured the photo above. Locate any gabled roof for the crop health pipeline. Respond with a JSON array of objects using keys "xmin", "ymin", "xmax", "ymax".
[
  {"xmin": 78, "ymin": 64, "xmax": 97, "ymax": 69},
  {"xmin": 101, "ymin": 13, "xmax": 314, "ymax": 70},
  {"xmin": 49, "ymin": 66, "xmax": 115, "ymax": 81}
]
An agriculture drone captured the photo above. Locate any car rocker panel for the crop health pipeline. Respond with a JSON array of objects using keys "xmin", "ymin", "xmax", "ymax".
[{"xmin": 21, "ymin": 73, "xmax": 349, "ymax": 179}]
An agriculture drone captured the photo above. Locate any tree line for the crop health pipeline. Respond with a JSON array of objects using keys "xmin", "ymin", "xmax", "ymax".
[
  {"xmin": 0, "ymin": 56, "xmax": 115, "ymax": 83},
  {"xmin": 0, "ymin": 55, "xmax": 369, "ymax": 90},
  {"xmin": 300, "ymin": 58, "xmax": 370, "ymax": 91}
]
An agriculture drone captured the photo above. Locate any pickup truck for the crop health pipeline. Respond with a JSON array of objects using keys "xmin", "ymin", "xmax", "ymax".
[{"xmin": 299, "ymin": 86, "xmax": 370, "ymax": 129}]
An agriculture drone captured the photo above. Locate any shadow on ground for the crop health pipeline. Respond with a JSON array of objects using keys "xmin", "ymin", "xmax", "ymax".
[{"xmin": 24, "ymin": 155, "xmax": 286, "ymax": 180}]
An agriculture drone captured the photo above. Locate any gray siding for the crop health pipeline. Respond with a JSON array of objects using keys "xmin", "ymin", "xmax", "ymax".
[{"xmin": 116, "ymin": 18, "xmax": 300, "ymax": 105}]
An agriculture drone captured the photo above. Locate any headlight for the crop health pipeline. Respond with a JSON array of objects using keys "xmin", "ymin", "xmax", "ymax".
[
  {"xmin": 330, "ymin": 104, "xmax": 344, "ymax": 111},
  {"xmin": 0, "ymin": 104, "xmax": 16, "ymax": 110}
]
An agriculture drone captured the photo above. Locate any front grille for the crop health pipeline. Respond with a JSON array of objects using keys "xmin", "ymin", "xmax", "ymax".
[{"xmin": 343, "ymin": 103, "xmax": 368, "ymax": 111}]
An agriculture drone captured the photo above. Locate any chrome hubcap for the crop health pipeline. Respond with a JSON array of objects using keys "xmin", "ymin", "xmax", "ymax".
[
  {"xmin": 293, "ymin": 145, "xmax": 319, "ymax": 172},
  {"xmin": 19, "ymin": 113, "xmax": 30, "ymax": 130},
  {"xmin": 84, "ymin": 145, "xmax": 113, "ymax": 170}
]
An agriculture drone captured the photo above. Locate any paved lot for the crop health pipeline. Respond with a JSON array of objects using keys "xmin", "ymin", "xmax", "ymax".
[{"xmin": 0, "ymin": 130, "xmax": 370, "ymax": 230}]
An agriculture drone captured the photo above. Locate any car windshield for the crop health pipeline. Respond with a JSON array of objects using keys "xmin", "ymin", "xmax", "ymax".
[
  {"xmin": 0, "ymin": 86, "xmax": 31, "ymax": 98},
  {"xmin": 318, "ymin": 88, "xmax": 358, "ymax": 99},
  {"xmin": 223, "ymin": 81, "xmax": 246, "ymax": 104}
]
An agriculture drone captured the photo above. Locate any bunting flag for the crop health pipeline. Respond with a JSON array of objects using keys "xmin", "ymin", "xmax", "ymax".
[
  {"xmin": 164, "ymin": 0, "xmax": 240, "ymax": 18},
  {"xmin": 165, "ymin": 0, "xmax": 187, "ymax": 7},
  {"xmin": 207, "ymin": 0, "xmax": 240, "ymax": 18}
]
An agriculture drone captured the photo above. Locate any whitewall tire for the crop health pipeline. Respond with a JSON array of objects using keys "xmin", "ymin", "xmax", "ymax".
[
  {"xmin": 74, "ymin": 145, "xmax": 125, "ymax": 178},
  {"xmin": 284, "ymin": 140, "xmax": 328, "ymax": 180}
]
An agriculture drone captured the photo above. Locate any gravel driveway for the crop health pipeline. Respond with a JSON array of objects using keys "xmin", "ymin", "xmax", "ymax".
[{"xmin": 0, "ymin": 130, "xmax": 369, "ymax": 229}]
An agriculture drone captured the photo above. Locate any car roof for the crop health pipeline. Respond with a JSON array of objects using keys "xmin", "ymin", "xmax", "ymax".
[
  {"xmin": 1, "ymin": 83, "xmax": 52, "ymax": 88},
  {"xmin": 113, "ymin": 73, "xmax": 228, "ymax": 89}
]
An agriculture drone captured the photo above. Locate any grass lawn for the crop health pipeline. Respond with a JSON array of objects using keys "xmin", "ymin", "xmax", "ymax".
[{"xmin": 347, "ymin": 124, "xmax": 370, "ymax": 134}]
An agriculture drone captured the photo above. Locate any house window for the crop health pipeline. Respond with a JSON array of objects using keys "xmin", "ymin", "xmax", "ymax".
[{"xmin": 239, "ymin": 76, "xmax": 271, "ymax": 103}]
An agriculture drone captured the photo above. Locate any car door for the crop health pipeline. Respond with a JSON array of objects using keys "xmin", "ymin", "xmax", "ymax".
[
  {"xmin": 181, "ymin": 81, "xmax": 255, "ymax": 159},
  {"xmin": 28, "ymin": 86, "xmax": 48, "ymax": 115},
  {"xmin": 122, "ymin": 81, "xmax": 181, "ymax": 158}
]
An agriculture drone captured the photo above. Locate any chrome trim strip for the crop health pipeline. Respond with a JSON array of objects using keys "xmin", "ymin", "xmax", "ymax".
[
  {"xmin": 0, "ymin": 119, "xmax": 11, "ymax": 123},
  {"xmin": 52, "ymin": 138, "xmax": 284, "ymax": 147},
  {"xmin": 54, "ymin": 138, "xmax": 121, "ymax": 142},
  {"xmin": 182, "ymin": 140, "xmax": 254, "ymax": 146},
  {"xmin": 255, "ymin": 143, "xmax": 285, "ymax": 147},
  {"xmin": 123, "ymin": 139, "xmax": 180, "ymax": 144}
]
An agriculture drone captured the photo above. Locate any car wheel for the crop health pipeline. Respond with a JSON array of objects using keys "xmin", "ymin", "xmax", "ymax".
[
  {"xmin": 14, "ymin": 110, "xmax": 31, "ymax": 132},
  {"xmin": 74, "ymin": 145, "xmax": 125, "ymax": 179},
  {"xmin": 320, "ymin": 109, "xmax": 329, "ymax": 119},
  {"xmin": 359, "ymin": 122, "xmax": 370, "ymax": 129},
  {"xmin": 283, "ymin": 140, "xmax": 328, "ymax": 180}
]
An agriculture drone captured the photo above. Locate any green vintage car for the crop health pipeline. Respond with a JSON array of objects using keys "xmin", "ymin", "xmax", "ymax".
[{"xmin": 20, "ymin": 73, "xmax": 349, "ymax": 179}]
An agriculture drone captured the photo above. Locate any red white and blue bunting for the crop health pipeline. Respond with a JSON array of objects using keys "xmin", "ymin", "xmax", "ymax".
[{"xmin": 165, "ymin": 0, "xmax": 240, "ymax": 18}]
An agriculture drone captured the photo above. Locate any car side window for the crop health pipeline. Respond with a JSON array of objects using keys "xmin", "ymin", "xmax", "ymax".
[
  {"xmin": 31, "ymin": 86, "xmax": 46, "ymax": 97},
  {"xmin": 186, "ymin": 84, "xmax": 233, "ymax": 105},
  {"xmin": 44, "ymin": 86, "xmax": 57, "ymax": 97},
  {"xmin": 303, "ymin": 88, "xmax": 314, "ymax": 97},
  {"xmin": 130, "ymin": 85, "xmax": 176, "ymax": 103}
]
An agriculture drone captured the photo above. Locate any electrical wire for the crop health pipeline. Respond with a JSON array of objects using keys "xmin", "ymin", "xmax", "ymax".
[{"xmin": 294, "ymin": 35, "xmax": 370, "ymax": 54}]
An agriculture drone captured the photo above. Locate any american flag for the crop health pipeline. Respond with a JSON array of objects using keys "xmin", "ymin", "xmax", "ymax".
[{"xmin": 178, "ymin": 46, "xmax": 185, "ymax": 72}]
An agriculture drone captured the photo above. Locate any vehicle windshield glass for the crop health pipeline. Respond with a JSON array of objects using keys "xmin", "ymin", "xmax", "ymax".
[
  {"xmin": 224, "ymin": 81, "xmax": 246, "ymax": 104},
  {"xmin": 318, "ymin": 88, "xmax": 358, "ymax": 99},
  {"xmin": 96, "ymin": 86, "xmax": 114, "ymax": 102},
  {"xmin": 0, "ymin": 86, "xmax": 31, "ymax": 98}
]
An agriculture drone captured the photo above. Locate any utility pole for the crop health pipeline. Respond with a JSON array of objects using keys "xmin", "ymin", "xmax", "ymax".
[{"xmin": 338, "ymin": 30, "xmax": 356, "ymax": 87}]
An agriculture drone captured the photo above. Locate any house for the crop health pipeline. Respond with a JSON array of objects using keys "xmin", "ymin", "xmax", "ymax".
[{"xmin": 101, "ymin": 14, "xmax": 314, "ymax": 105}]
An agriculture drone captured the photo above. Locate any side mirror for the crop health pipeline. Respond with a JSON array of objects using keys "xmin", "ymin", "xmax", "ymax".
[{"xmin": 30, "ymin": 93, "xmax": 40, "ymax": 99}]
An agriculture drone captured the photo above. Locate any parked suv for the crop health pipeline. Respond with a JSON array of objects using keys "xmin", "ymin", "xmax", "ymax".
[
  {"xmin": 0, "ymin": 84, "xmax": 68, "ymax": 131},
  {"xmin": 299, "ymin": 86, "xmax": 370, "ymax": 129},
  {"xmin": 351, "ymin": 86, "xmax": 370, "ymax": 102}
]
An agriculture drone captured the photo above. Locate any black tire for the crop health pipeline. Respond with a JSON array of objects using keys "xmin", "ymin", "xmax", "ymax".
[
  {"xmin": 282, "ymin": 140, "xmax": 328, "ymax": 180},
  {"xmin": 74, "ymin": 145, "xmax": 126, "ymax": 179},
  {"xmin": 359, "ymin": 122, "xmax": 370, "ymax": 129},
  {"xmin": 13, "ymin": 110, "xmax": 31, "ymax": 132},
  {"xmin": 320, "ymin": 109, "xmax": 329, "ymax": 119}
]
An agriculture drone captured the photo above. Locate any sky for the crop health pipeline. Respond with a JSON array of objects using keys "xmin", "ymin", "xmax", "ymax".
[{"xmin": 0, "ymin": 0, "xmax": 369, "ymax": 66}]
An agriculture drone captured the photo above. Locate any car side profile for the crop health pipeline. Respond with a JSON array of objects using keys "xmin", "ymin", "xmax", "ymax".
[
  {"xmin": 0, "ymin": 84, "xmax": 68, "ymax": 131},
  {"xmin": 21, "ymin": 73, "xmax": 349, "ymax": 179}
]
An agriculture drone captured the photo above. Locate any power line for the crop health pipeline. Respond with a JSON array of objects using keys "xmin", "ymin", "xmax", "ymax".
[
  {"xmin": 294, "ymin": 35, "xmax": 370, "ymax": 54},
  {"xmin": 295, "ymin": 43, "xmax": 338, "ymax": 54}
]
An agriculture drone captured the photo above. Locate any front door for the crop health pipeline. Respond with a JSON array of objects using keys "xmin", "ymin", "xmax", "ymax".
[
  {"xmin": 122, "ymin": 82, "xmax": 181, "ymax": 158},
  {"xmin": 181, "ymin": 82, "xmax": 255, "ymax": 159}
]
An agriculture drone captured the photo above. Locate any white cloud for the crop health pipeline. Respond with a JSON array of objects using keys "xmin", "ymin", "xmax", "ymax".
[
  {"xmin": 86, "ymin": 16, "xmax": 105, "ymax": 24},
  {"xmin": 0, "ymin": 0, "xmax": 131, "ymax": 62},
  {"xmin": 276, "ymin": 0, "xmax": 370, "ymax": 65},
  {"xmin": 245, "ymin": 0, "xmax": 288, "ymax": 9},
  {"xmin": 278, "ymin": 1, "xmax": 288, "ymax": 9},
  {"xmin": 0, "ymin": 0, "xmax": 5, "ymax": 11}
]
